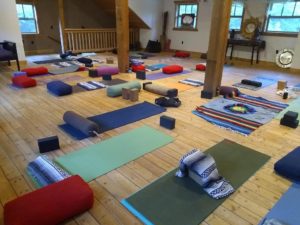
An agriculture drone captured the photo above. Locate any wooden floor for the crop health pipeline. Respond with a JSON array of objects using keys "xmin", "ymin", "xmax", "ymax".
[{"xmin": 0, "ymin": 53, "xmax": 300, "ymax": 225}]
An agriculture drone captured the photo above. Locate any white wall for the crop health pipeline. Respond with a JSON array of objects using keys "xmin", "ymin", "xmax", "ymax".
[
  {"xmin": 292, "ymin": 34, "xmax": 300, "ymax": 69},
  {"xmin": 0, "ymin": 0, "xmax": 25, "ymax": 60},
  {"xmin": 129, "ymin": 0, "xmax": 163, "ymax": 48},
  {"xmin": 163, "ymin": 0, "xmax": 299, "ymax": 63}
]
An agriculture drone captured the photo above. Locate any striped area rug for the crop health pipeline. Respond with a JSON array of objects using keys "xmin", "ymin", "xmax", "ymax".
[{"xmin": 193, "ymin": 95, "xmax": 288, "ymax": 135}]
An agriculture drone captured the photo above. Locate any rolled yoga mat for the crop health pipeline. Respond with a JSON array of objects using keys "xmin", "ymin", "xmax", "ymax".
[
  {"xmin": 63, "ymin": 111, "xmax": 100, "ymax": 137},
  {"xmin": 106, "ymin": 81, "xmax": 141, "ymax": 97},
  {"xmin": 55, "ymin": 125, "xmax": 174, "ymax": 182},
  {"xmin": 143, "ymin": 82, "xmax": 178, "ymax": 97},
  {"xmin": 121, "ymin": 139, "xmax": 270, "ymax": 225}
]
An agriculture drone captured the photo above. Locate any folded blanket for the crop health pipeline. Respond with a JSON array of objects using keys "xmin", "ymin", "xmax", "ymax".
[
  {"xmin": 27, "ymin": 155, "xmax": 70, "ymax": 188},
  {"xmin": 176, "ymin": 149, "xmax": 235, "ymax": 199}
]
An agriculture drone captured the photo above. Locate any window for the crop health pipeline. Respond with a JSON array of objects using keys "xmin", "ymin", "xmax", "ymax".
[
  {"xmin": 174, "ymin": 2, "xmax": 199, "ymax": 30},
  {"xmin": 16, "ymin": 3, "xmax": 38, "ymax": 34},
  {"xmin": 265, "ymin": 1, "xmax": 300, "ymax": 33},
  {"xmin": 229, "ymin": 2, "xmax": 244, "ymax": 30}
]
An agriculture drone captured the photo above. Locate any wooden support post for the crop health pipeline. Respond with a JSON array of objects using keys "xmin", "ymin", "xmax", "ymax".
[
  {"xmin": 58, "ymin": 0, "xmax": 67, "ymax": 53},
  {"xmin": 115, "ymin": 0, "xmax": 129, "ymax": 73},
  {"xmin": 201, "ymin": 0, "xmax": 232, "ymax": 99}
]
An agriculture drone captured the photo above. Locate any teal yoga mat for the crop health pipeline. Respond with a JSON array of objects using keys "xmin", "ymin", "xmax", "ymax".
[
  {"xmin": 275, "ymin": 97, "xmax": 300, "ymax": 120},
  {"xmin": 259, "ymin": 184, "xmax": 300, "ymax": 225},
  {"xmin": 55, "ymin": 126, "xmax": 173, "ymax": 182},
  {"xmin": 122, "ymin": 139, "xmax": 270, "ymax": 225}
]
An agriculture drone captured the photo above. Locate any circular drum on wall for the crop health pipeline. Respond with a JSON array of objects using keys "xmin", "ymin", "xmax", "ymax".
[{"xmin": 276, "ymin": 49, "xmax": 294, "ymax": 68}]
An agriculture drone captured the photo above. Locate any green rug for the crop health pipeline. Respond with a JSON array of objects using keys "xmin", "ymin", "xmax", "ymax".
[
  {"xmin": 55, "ymin": 126, "xmax": 173, "ymax": 182},
  {"xmin": 122, "ymin": 139, "xmax": 270, "ymax": 225},
  {"xmin": 275, "ymin": 97, "xmax": 300, "ymax": 120}
]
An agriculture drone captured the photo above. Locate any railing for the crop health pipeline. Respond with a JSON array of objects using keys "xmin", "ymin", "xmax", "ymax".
[{"xmin": 64, "ymin": 28, "xmax": 139, "ymax": 53}]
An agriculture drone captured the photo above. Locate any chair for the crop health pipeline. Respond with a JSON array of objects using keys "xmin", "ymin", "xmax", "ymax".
[{"xmin": 0, "ymin": 41, "xmax": 20, "ymax": 71}]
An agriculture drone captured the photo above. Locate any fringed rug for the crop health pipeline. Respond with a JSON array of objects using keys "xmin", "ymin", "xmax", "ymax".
[{"xmin": 193, "ymin": 95, "xmax": 288, "ymax": 135}]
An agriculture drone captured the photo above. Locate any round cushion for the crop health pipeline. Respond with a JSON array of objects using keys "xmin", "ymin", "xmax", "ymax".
[
  {"xmin": 12, "ymin": 75, "xmax": 37, "ymax": 88},
  {"xmin": 21, "ymin": 67, "xmax": 48, "ymax": 77},
  {"xmin": 47, "ymin": 80, "xmax": 73, "ymax": 96},
  {"xmin": 96, "ymin": 66, "xmax": 119, "ymax": 76},
  {"xmin": 196, "ymin": 64, "xmax": 206, "ymax": 71},
  {"xmin": 132, "ymin": 65, "xmax": 145, "ymax": 72},
  {"xmin": 219, "ymin": 86, "xmax": 239, "ymax": 98},
  {"xmin": 174, "ymin": 51, "xmax": 190, "ymax": 58},
  {"xmin": 162, "ymin": 65, "xmax": 183, "ymax": 74}
]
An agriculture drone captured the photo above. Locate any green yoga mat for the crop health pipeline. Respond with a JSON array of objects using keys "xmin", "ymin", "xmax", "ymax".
[
  {"xmin": 122, "ymin": 139, "xmax": 270, "ymax": 225},
  {"xmin": 275, "ymin": 97, "xmax": 300, "ymax": 120},
  {"xmin": 55, "ymin": 126, "xmax": 173, "ymax": 182}
]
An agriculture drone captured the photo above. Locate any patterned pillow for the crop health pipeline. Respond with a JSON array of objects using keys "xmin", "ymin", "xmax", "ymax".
[{"xmin": 27, "ymin": 155, "xmax": 70, "ymax": 188}]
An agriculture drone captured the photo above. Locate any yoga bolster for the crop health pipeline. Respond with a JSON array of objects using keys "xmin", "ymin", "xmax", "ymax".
[
  {"xmin": 106, "ymin": 81, "xmax": 141, "ymax": 97},
  {"xmin": 241, "ymin": 79, "xmax": 262, "ymax": 87},
  {"xmin": 21, "ymin": 67, "xmax": 48, "ymax": 76},
  {"xmin": 4, "ymin": 175, "xmax": 93, "ymax": 225},
  {"xmin": 63, "ymin": 111, "xmax": 100, "ymax": 136},
  {"xmin": 143, "ymin": 82, "xmax": 178, "ymax": 97}
]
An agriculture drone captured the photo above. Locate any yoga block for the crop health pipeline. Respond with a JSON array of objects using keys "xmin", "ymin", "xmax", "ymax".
[
  {"xmin": 160, "ymin": 115, "xmax": 175, "ymax": 130},
  {"xmin": 4, "ymin": 175, "xmax": 94, "ymax": 225},
  {"xmin": 47, "ymin": 80, "xmax": 73, "ymax": 96},
  {"xmin": 122, "ymin": 88, "xmax": 130, "ymax": 100},
  {"xmin": 280, "ymin": 118, "xmax": 299, "ymax": 128},
  {"xmin": 136, "ymin": 70, "xmax": 146, "ymax": 80},
  {"xmin": 103, "ymin": 74, "xmax": 112, "ymax": 81},
  {"xmin": 283, "ymin": 111, "xmax": 298, "ymax": 122},
  {"xmin": 13, "ymin": 71, "xmax": 27, "ymax": 77},
  {"xmin": 12, "ymin": 75, "xmax": 37, "ymax": 88},
  {"xmin": 89, "ymin": 69, "xmax": 98, "ymax": 77},
  {"xmin": 130, "ymin": 88, "xmax": 139, "ymax": 102},
  {"xmin": 277, "ymin": 80, "xmax": 287, "ymax": 90},
  {"xmin": 107, "ymin": 81, "xmax": 141, "ymax": 97},
  {"xmin": 38, "ymin": 136, "xmax": 60, "ymax": 153},
  {"xmin": 85, "ymin": 63, "xmax": 93, "ymax": 68},
  {"xmin": 106, "ymin": 58, "xmax": 114, "ymax": 64}
]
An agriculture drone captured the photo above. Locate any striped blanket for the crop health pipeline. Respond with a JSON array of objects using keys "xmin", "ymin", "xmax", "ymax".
[{"xmin": 193, "ymin": 95, "xmax": 288, "ymax": 135}]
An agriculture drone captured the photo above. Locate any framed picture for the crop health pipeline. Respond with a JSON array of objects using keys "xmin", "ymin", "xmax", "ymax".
[{"xmin": 181, "ymin": 14, "xmax": 195, "ymax": 27}]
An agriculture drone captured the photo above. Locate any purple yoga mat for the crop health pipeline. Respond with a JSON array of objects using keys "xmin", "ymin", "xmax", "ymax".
[{"xmin": 146, "ymin": 70, "xmax": 191, "ymax": 80}]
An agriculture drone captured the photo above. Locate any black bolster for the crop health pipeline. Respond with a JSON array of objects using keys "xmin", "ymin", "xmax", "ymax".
[
  {"xmin": 166, "ymin": 89, "xmax": 178, "ymax": 98},
  {"xmin": 241, "ymin": 79, "xmax": 262, "ymax": 87}
]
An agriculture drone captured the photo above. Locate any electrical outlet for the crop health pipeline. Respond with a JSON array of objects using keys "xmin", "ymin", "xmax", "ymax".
[
  {"xmin": 276, "ymin": 50, "xmax": 279, "ymax": 54},
  {"xmin": 181, "ymin": 41, "xmax": 184, "ymax": 44}
]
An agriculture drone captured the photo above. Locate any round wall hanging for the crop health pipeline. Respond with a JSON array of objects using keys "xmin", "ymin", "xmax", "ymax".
[{"xmin": 276, "ymin": 49, "xmax": 294, "ymax": 68}]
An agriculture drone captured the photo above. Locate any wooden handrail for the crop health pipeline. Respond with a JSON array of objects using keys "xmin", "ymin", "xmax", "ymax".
[{"xmin": 64, "ymin": 28, "xmax": 139, "ymax": 53}]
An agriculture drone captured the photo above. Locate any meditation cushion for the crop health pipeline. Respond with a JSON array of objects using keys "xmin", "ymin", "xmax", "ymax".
[
  {"xmin": 47, "ymin": 80, "xmax": 73, "ymax": 96},
  {"xmin": 107, "ymin": 81, "xmax": 141, "ymax": 97},
  {"xmin": 12, "ymin": 75, "xmax": 37, "ymax": 88},
  {"xmin": 21, "ymin": 67, "xmax": 48, "ymax": 76},
  {"xmin": 132, "ymin": 65, "xmax": 145, "ymax": 72},
  {"xmin": 143, "ymin": 82, "xmax": 178, "ymax": 97},
  {"xmin": 274, "ymin": 146, "xmax": 300, "ymax": 181},
  {"xmin": 96, "ymin": 66, "xmax": 119, "ymax": 76},
  {"xmin": 162, "ymin": 65, "xmax": 183, "ymax": 74},
  {"xmin": 219, "ymin": 86, "xmax": 240, "ymax": 98},
  {"xmin": 174, "ymin": 51, "xmax": 190, "ymax": 58},
  {"xmin": 63, "ymin": 111, "xmax": 100, "ymax": 137},
  {"xmin": 4, "ymin": 175, "xmax": 93, "ymax": 225},
  {"xmin": 196, "ymin": 64, "xmax": 206, "ymax": 71},
  {"xmin": 27, "ymin": 155, "xmax": 70, "ymax": 188}
]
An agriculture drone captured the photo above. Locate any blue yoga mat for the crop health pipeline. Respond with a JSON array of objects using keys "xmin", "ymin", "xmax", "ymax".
[
  {"xmin": 259, "ymin": 183, "xmax": 300, "ymax": 225},
  {"xmin": 59, "ymin": 101, "xmax": 166, "ymax": 140},
  {"xmin": 233, "ymin": 76, "xmax": 277, "ymax": 91},
  {"xmin": 147, "ymin": 70, "xmax": 191, "ymax": 80}
]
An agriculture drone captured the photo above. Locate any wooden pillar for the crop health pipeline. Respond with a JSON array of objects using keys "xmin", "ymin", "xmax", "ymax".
[
  {"xmin": 58, "ymin": 0, "xmax": 67, "ymax": 53},
  {"xmin": 115, "ymin": 0, "xmax": 129, "ymax": 73},
  {"xmin": 201, "ymin": 0, "xmax": 232, "ymax": 99}
]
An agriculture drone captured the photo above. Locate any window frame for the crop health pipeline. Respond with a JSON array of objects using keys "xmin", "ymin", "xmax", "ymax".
[
  {"xmin": 229, "ymin": 2, "xmax": 245, "ymax": 31},
  {"xmin": 264, "ymin": 1, "xmax": 300, "ymax": 36},
  {"xmin": 173, "ymin": 1, "xmax": 199, "ymax": 31},
  {"xmin": 16, "ymin": 3, "xmax": 39, "ymax": 35}
]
